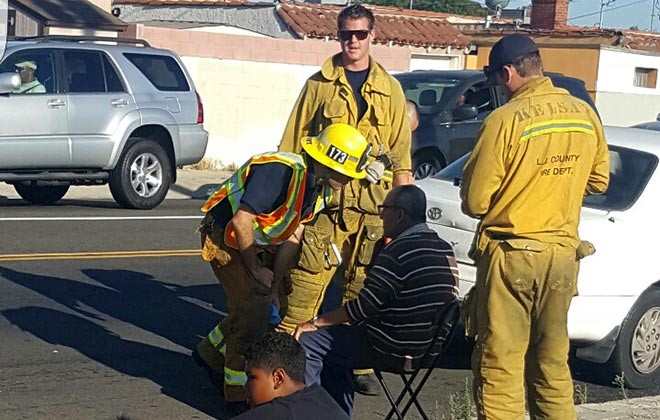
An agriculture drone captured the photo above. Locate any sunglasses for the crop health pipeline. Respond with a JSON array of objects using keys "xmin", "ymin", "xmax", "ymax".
[
  {"xmin": 377, "ymin": 204, "xmax": 401, "ymax": 216},
  {"xmin": 339, "ymin": 30, "xmax": 371, "ymax": 42}
]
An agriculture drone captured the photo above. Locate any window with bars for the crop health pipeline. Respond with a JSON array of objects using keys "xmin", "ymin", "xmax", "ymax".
[{"xmin": 634, "ymin": 67, "xmax": 658, "ymax": 88}]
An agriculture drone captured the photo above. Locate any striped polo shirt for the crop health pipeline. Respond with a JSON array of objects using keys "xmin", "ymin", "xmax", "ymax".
[{"xmin": 344, "ymin": 223, "xmax": 459, "ymax": 366}]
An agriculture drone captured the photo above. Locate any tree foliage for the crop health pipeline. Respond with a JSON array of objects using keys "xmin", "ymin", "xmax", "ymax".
[{"xmin": 366, "ymin": 0, "xmax": 487, "ymax": 16}]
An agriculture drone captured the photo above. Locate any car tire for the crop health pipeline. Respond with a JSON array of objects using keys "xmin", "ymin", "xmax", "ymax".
[
  {"xmin": 610, "ymin": 287, "xmax": 660, "ymax": 388},
  {"xmin": 14, "ymin": 184, "xmax": 69, "ymax": 205},
  {"xmin": 109, "ymin": 138, "xmax": 171, "ymax": 210},
  {"xmin": 413, "ymin": 153, "xmax": 443, "ymax": 180}
]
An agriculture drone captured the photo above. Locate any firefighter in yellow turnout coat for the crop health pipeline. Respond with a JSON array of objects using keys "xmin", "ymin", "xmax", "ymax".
[
  {"xmin": 460, "ymin": 35, "xmax": 610, "ymax": 420},
  {"xmin": 277, "ymin": 5, "xmax": 412, "ymax": 339},
  {"xmin": 194, "ymin": 124, "xmax": 371, "ymax": 405}
]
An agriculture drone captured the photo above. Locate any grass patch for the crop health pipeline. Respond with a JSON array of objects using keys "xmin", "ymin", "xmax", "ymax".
[
  {"xmin": 446, "ymin": 378, "xmax": 474, "ymax": 420},
  {"xmin": 574, "ymin": 383, "xmax": 589, "ymax": 405},
  {"xmin": 184, "ymin": 157, "xmax": 236, "ymax": 171}
]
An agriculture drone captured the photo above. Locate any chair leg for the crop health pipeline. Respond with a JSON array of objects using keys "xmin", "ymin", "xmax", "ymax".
[
  {"xmin": 374, "ymin": 370, "xmax": 405, "ymax": 420},
  {"xmin": 383, "ymin": 370, "xmax": 421, "ymax": 420},
  {"xmin": 399, "ymin": 367, "xmax": 437, "ymax": 420}
]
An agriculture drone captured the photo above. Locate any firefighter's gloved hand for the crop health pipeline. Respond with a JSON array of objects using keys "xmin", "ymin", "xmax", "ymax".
[
  {"xmin": 365, "ymin": 160, "xmax": 386, "ymax": 184},
  {"xmin": 365, "ymin": 154, "xmax": 392, "ymax": 184}
]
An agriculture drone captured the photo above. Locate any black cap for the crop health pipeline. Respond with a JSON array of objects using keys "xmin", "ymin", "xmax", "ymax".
[{"xmin": 484, "ymin": 34, "xmax": 539, "ymax": 85}]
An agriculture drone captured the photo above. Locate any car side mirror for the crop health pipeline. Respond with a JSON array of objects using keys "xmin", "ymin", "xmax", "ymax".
[
  {"xmin": 0, "ymin": 72, "xmax": 21, "ymax": 94},
  {"xmin": 453, "ymin": 105, "xmax": 478, "ymax": 121}
]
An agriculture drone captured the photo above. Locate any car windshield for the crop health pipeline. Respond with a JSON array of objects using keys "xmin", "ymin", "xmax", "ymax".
[
  {"xmin": 395, "ymin": 75, "xmax": 461, "ymax": 115},
  {"xmin": 433, "ymin": 146, "xmax": 657, "ymax": 211}
]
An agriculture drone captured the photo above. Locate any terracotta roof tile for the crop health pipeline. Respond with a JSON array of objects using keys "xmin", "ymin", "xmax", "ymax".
[
  {"xmin": 114, "ymin": 0, "xmax": 271, "ymax": 6},
  {"xmin": 619, "ymin": 30, "xmax": 660, "ymax": 53},
  {"xmin": 277, "ymin": 2, "xmax": 469, "ymax": 48},
  {"xmin": 468, "ymin": 27, "xmax": 660, "ymax": 54}
]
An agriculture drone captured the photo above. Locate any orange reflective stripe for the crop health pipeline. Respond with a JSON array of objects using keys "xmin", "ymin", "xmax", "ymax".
[{"xmin": 202, "ymin": 152, "xmax": 313, "ymax": 248}]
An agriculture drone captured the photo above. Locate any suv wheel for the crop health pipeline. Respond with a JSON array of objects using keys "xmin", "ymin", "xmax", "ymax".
[
  {"xmin": 610, "ymin": 287, "xmax": 660, "ymax": 388},
  {"xmin": 109, "ymin": 138, "xmax": 171, "ymax": 209},
  {"xmin": 14, "ymin": 184, "xmax": 70, "ymax": 205},
  {"xmin": 413, "ymin": 154, "xmax": 443, "ymax": 180}
]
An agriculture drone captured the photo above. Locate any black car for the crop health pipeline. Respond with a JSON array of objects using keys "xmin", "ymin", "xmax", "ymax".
[{"xmin": 394, "ymin": 70, "xmax": 597, "ymax": 179}]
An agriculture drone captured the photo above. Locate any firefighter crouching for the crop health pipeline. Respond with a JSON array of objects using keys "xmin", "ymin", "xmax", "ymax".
[{"xmin": 192, "ymin": 123, "xmax": 371, "ymax": 409}]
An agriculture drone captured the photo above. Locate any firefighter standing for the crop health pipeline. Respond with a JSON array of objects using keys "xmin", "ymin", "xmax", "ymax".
[
  {"xmin": 460, "ymin": 34, "xmax": 610, "ymax": 420},
  {"xmin": 193, "ymin": 124, "xmax": 371, "ymax": 411},
  {"xmin": 276, "ymin": 3, "xmax": 412, "ymax": 394}
]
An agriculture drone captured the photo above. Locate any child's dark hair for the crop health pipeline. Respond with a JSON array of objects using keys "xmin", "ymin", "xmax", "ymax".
[{"xmin": 245, "ymin": 331, "xmax": 306, "ymax": 383}]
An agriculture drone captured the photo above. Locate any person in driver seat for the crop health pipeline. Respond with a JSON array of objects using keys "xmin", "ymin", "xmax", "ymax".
[{"xmin": 14, "ymin": 61, "xmax": 46, "ymax": 94}]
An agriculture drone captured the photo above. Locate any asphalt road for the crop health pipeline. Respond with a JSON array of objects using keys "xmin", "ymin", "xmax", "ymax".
[{"xmin": 0, "ymin": 197, "xmax": 657, "ymax": 420}]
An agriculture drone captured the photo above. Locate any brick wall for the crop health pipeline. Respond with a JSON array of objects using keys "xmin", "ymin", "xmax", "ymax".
[
  {"xmin": 531, "ymin": 0, "xmax": 569, "ymax": 30},
  {"xmin": 139, "ymin": 26, "xmax": 411, "ymax": 71}
]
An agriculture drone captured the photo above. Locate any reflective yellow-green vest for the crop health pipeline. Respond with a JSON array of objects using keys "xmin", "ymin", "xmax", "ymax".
[{"xmin": 201, "ymin": 152, "xmax": 327, "ymax": 248}]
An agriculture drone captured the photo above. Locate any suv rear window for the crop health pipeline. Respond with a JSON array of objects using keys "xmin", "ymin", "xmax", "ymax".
[
  {"xmin": 124, "ymin": 53, "xmax": 189, "ymax": 92},
  {"xmin": 62, "ymin": 50, "xmax": 125, "ymax": 93}
]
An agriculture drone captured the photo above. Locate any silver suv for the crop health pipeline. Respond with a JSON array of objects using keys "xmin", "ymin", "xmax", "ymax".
[{"xmin": 0, "ymin": 36, "xmax": 208, "ymax": 209}]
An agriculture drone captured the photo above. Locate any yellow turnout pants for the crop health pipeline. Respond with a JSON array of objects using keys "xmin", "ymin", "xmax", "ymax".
[
  {"xmin": 469, "ymin": 238, "xmax": 578, "ymax": 420},
  {"xmin": 278, "ymin": 209, "xmax": 383, "ymax": 333},
  {"xmin": 197, "ymin": 216, "xmax": 278, "ymax": 402}
]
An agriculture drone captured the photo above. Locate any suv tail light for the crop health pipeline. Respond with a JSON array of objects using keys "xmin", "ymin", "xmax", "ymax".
[{"xmin": 196, "ymin": 91, "xmax": 204, "ymax": 124}]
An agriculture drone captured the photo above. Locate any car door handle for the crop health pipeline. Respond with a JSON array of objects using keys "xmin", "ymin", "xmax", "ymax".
[
  {"xmin": 111, "ymin": 98, "xmax": 128, "ymax": 107},
  {"xmin": 47, "ymin": 99, "xmax": 66, "ymax": 109}
]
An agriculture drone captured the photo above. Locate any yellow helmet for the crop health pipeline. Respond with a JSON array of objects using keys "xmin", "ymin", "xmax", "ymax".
[{"xmin": 301, "ymin": 123, "xmax": 371, "ymax": 179}]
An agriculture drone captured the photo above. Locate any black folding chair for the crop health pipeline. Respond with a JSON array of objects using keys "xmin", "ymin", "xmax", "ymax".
[{"xmin": 373, "ymin": 299, "xmax": 461, "ymax": 420}]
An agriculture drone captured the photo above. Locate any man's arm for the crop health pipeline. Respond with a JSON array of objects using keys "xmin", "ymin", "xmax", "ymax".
[
  {"xmin": 585, "ymin": 120, "xmax": 610, "ymax": 196},
  {"xmin": 270, "ymin": 224, "xmax": 304, "ymax": 308},
  {"xmin": 393, "ymin": 171, "xmax": 413, "ymax": 186},
  {"xmin": 388, "ymin": 81, "xmax": 413, "ymax": 186},
  {"xmin": 293, "ymin": 252, "xmax": 399, "ymax": 340},
  {"xmin": 231, "ymin": 207, "xmax": 273, "ymax": 289},
  {"xmin": 293, "ymin": 307, "xmax": 350, "ymax": 340},
  {"xmin": 460, "ymin": 114, "xmax": 507, "ymax": 218}
]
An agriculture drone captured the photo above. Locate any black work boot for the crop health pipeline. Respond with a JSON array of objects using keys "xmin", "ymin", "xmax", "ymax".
[
  {"xmin": 352, "ymin": 372, "xmax": 382, "ymax": 397},
  {"xmin": 192, "ymin": 348, "xmax": 224, "ymax": 392}
]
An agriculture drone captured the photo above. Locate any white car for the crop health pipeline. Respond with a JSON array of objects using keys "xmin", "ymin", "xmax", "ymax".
[{"xmin": 417, "ymin": 126, "xmax": 660, "ymax": 388}]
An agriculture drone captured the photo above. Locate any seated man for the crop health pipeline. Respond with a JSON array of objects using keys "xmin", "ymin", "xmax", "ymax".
[
  {"xmin": 234, "ymin": 331, "xmax": 349, "ymax": 420},
  {"xmin": 294, "ymin": 185, "xmax": 459, "ymax": 416},
  {"xmin": 14, "ymin": 61, "xmax": 46, "ymax": 94}
]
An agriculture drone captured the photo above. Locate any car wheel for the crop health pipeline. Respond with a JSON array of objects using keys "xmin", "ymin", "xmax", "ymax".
[
  {"xmin": 611, "ymin": 287, "xmax": 660, "ymax": 388},
  {"xmin": 14, "ymin": 184, "xmax": 69, "ymax": 205},
  {"xmin": 109, "ymin": 138, "xmax": 171, "ymax": 210},
  {"xmin": 413, "ymin": 154, "xmax": 443, "ymax": 180}
]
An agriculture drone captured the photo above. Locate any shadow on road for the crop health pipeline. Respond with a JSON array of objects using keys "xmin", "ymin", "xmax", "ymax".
[
  {"xmin": 3, "ymin": 306, "xmax": 229, "ymax": 418},
  {"xmin": 0, "ymin": 196, "xmax": 123, "ymax": 209},
  {"xmin": 0, "ymin": 266, "xmax": 238, "ymax": 419},
  {"xmin": 169, "ymin": 182, "xmax": 217, "ymax": 200}
]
